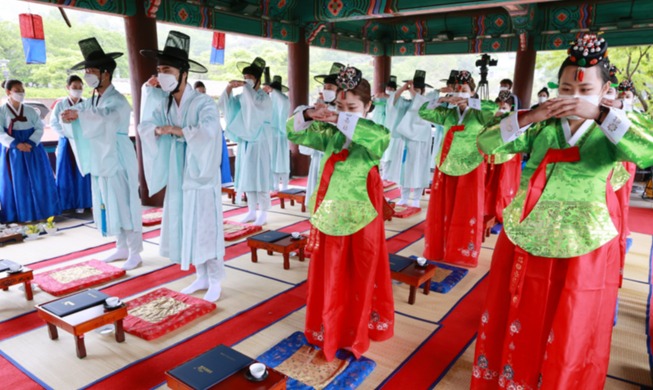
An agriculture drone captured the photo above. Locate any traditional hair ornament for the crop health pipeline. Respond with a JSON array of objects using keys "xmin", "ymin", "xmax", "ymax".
[
  {"xmin": 497, "ymin": 90, "xmax": 512, "ymax": 102},
  {"xmin": 547, "ymin": 81, "xmax": 559, "ymax": 90},
  {"xmin": 617, "ymin": 79, "xmax": 635, "ymax": 93},
  {"xmin": 336, "ymin": 65, "xmax": 362, "ymax": 93},
  {"xmin": 567, "ymin": 33, "xmax": 608, "ymax": 81},
  {"xmin": 456, "ymin": 70, "xmax": 473, "ymax": 85}
]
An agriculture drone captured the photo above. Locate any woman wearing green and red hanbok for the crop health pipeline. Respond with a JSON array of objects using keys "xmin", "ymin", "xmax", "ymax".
[
  {"xmin": 418, "ymin": 71, "xmax": 497, "ymax": 267},
  {"xmin": 471, "ymin": 34, "xmax": 653, "ymax": 389},
  {"xmin": 286, "ymin": 66, "xmax": 394, "ymax": 361}
]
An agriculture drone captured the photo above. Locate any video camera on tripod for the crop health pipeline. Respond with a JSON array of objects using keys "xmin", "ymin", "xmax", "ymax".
[{"xmin": 475, "ymin": 53, "xmax": 498, "ymax": 100}]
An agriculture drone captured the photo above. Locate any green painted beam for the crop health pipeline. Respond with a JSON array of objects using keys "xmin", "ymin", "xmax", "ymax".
[{"xmin": 23, "ymin": 0, "xmax": 136, "ymax": 16}]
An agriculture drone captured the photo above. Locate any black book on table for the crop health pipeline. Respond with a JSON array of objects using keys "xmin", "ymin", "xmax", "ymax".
[
  {"xmin": 250, "ymin": 231, "xmax": 291, "ymax": 243},
  {"xmin": 41, "ymin": 289, "xmax": 110, "ymax": 317},
  {"xmin": 279, "ymin": 188, "xmax": 305, "ymax": 195},
  {"xmin": 168, "ymin": 344, "xmax": 254, "ymax": 389},
  {"xmin": 389, "ymin": 254, "xmax": 414, "ymax": 273}
]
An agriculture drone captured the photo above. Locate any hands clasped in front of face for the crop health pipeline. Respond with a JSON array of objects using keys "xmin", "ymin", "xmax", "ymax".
[
  {"xmin": 527, "ymin": 97, "xmax": 601, "ymax": 123},
  {"xmin": 60, "ymin": 109, "xmax": 79, "ymax": 124},
  {"xmin": 305, "ymin": 103, "xmax": 338, "ymax": 124}
]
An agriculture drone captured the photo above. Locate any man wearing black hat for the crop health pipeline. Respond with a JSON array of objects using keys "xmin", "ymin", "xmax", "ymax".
[
  {"xmin": 263, "ymin": 71, "xmax": 291, "ymax": 191},
  {"xmin": 315, "ymin": 62, "xmax": 344, "ymax": 108},
  {"xmin": 220, "ymin": 57, "xmax": 273, "ymax": 226},
  {"xmin": 60, "ymin": 37, "xmax": 143, "ymax": 270},
  {"xmin": 138, "ymin": 31, "xmax": 225, "ymax": 302}
]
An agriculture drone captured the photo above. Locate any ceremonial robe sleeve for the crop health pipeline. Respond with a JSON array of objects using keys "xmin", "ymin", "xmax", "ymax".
[
  {"xmin": 606, "ymin": 109, "xmax": 653, "ymax": 168},
  {"xmin": 0, "ymin": 111, "xmax": 15, "ymax": 148},
  {"xmin": 137, "ymin": 99, "xmax": 172, "ymax": 195},
  {"xmin": 182, "ymin": 96, "xmax": 222, "ymax": 188}
]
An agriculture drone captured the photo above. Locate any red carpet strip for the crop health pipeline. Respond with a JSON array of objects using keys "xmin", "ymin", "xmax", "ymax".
[
  {"xmin": 629, "ymin": 207, "xmax": 653, "ymax": 235},
  {"xmin": 0, "ymin": 352, "xmax": 46, "ymax": 390},
  {"xmin": 379, "ymin": 275, "xmax": 489, "ymax": 389}
]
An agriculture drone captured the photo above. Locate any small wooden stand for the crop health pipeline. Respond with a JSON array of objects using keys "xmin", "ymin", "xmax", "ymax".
[
  {"xmin": 0, "ymin": 232, "xmax": 24, "ymax": 246},
  {"xmin": 277, "ymin": 191, "xmax": 306, "ymax": 212},
  {"xmin": 166, "ymin": 363, "xmax": 287, "ymax": 390},
  {"xmin": 35, "ymin": 302, "xmax": 127, "ymax": 358},
  {"xmin": 390, "ymin": 263, "xmax": 437, "ymax": 305},
  {"xmin": 222, "ymin": 186, "xmax": 247, "ymax": 205},
  {"xmin": 0, "ymin": 267, "xmax": 34, "ymax": 301},
  {"xmin": 482, "ymin": 215, "xmax": 496, "ymax": 243},
  {"xmin": 247, "ymin": 235, "xmax": 307, "ymax": 270}
]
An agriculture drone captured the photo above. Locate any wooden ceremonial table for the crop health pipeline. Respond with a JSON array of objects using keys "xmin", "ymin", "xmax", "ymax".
[
  {"xmin": 221, "ymin": 186, "xmax": 247, "ymax": 204},
  {"xmin": 277, "ymin": 190, "xmax": 307, "ymax": 212},
  {"xmin": 390, "ymin": 263, "xmax": 437, "ymax": 305},
  {"xmin": 35, "ymin": 301, "xmax": 127, "ymax": 358},
  {"xmin": 247, "ymin": 235, "xmax": 307, "ymax": 270},
  {"xmin": 0, "ymin": 267, "xmax": 34, "ymax": 301},
  {"xmin": 166, "ymin": 364, "xmax": 287, "ymax": 390}
]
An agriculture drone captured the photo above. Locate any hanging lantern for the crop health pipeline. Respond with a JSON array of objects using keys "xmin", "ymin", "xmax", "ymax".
[
  {"xmin": 210, "ymin": 32, "xmax": 225, "ymax": 65},
  {"xmin": 19, "ymin": 13, "xmax": 47, "ymax": 64}
]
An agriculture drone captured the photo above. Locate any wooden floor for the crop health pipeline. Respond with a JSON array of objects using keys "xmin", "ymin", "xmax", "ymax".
[{"xmin": 0, "ymin": 185, "xmax": 651, "ymax": 390}]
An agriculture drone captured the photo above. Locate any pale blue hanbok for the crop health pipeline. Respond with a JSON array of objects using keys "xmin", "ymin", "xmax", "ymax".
[
  {"xmin": 270, "ymin": 89, "xmax": 290, "ymax": 177},
  {"xmin": 396, "ymin": 93, "xmax": 433, "ymax": 189},
  {"xmin": 220, "ymin": 85, "xmax": 273, "ymax": 198},
  {"xmin": 139, "ymin": 84, "xmax": 225, "ymax": 272},
  {"xmin": 381, "ymin": 91, "xmax": 410, "ymax": 183},
  {"xmin": 62, "ymin": 85, "xmax": 142, "ymax": 244}
]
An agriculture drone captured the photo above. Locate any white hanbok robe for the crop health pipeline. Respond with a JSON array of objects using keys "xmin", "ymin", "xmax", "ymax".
[
  {"xmin": 62, "ymin": 85, "xmax": 142, "ymax": 237},
  {"xmin": 139, "ymin": 84, "xmax": 225, "ymax": 271},
  {"xmin": 381, "ymin": 91, "xmax": 410, "ymax": 182},
  {"xmin": 270, "ymin": 89, "xmax": 290, "ymax": 175},
  {"xmin": 299, "ymin": 145, "xmax": 323, "ymax": 208},
  {"xmin": 220, "ymin": 85, "xmax": 273, "ymax": 196},
  {"xmin": 396, "ymin": 93, "xmax": 432, "ymax": 188}
]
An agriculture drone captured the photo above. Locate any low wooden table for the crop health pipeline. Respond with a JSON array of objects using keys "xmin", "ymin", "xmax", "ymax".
[
  {"xmin": 0, "ymin": 267, "xmax": 34, "ymax": 301},
  {"xmin": 482, "ymin": 215, "xmax": 496, "ymax": 243},
  {"xmin": 277, "ymin": 191, "xmax": 306, "ymax": 213},
  {"xmin": 35, "ymin": 301, "xmax": 127, "ymax": 358},
  {"xmin": 0, "ymin": 232, "xmax": 24, "ymax": 246},
  {"xmin": 222, "ymin": 186, "xmax": 247, "ymax": 205},
  {"xmin": 248, "ymin": 235, "xmax": 307, "ymax": 270},
  {"xmin": 166, "ymin": 364, "xmax": 287, "ymax": 390},
  {"xmin": 390, "ymin": 263, "xmax": 437, "ymax": 305}
]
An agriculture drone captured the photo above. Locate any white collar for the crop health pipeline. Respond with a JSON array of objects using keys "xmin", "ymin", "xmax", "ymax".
[
  {"xmin": 561, "ymin": 118, "xmax": 593, "ymax": 146},
  {"xmin": 456, "ymin": 106, "xmax": 470, "ymax": 125}
]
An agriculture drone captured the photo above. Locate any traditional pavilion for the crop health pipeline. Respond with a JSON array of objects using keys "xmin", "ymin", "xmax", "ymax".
[{"xmin": 19, "ymin": 0, "xmax": 653, "ymax": 206}]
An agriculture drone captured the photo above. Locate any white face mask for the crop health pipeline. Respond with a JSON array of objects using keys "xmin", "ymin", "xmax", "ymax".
[
  {"xmin": 244, "ymin": 79, "xmax": 255, "ymax": 88},
  {"xmin": 350, "ymin": 111, "xmax": 364, "ymax": 118},
  {"xmin": 84, "ymin": 73, "xmax": 100, "ymax": 89},
  {"xmin": 69, "ymin": 89, "xmax": 83, "ymax": 99},
  {"xmin": 458, "ymin": 92, "xmax": 471, "ymax": 99},
  {"xmin": 538, "ymin": 96, "xmax": 547, "ymax": 104},
  {"xmin": 322, "ymin": 89, "xmax": 336, "ymax": 103},
  {"xmin": 499, "ymin": 86, "xmax": 509, "ymax": 91},
  {"xmin": 498, "ymin": 109, "xmax": 509, "ymax": 114},
  {"xmin": 158, "ymin": 73, "xmax": 179, "ymax": 93},
  {"xmin": 385, "ymin": 89, "xmax": 394, "ymax": 95},
  {"xmin": 10, "ymin": 92, "xmax": 25, "ymax": 103},
  {"xmin": 559, "ymin": 94, "xmax": 601, "ymax": 120}
]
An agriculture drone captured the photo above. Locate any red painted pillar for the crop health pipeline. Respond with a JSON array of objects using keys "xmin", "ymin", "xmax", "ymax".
[
  {"xmin": 124, "ymin": 1, "xmax": 162, "ymax": 206},
  {"xmin": 287, "ymin": 28, "xmax": 310, "ymax": 176},
  {"xmin": 373, "ymin": 55, "xmax": 391, "ymax": 95},
  {"xmin": 512, "ymin": 36, "xmax": 536, "ymax": 109}
]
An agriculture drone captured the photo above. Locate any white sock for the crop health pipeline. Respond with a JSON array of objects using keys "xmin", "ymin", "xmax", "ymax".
[
  {"xmin": 240, "ymin": 192, "xmax": 258, "ymax": 223},
  {"xmin": 181, "ymin": 263, "xmax": 208, "ymax": 294},
  {"xmin": 254, "ymin": 211, "xmax": 268, "ymax": 226},
  {"xmin": 411, "ymin": 188, "xmax": 422, "ymax": 208},
  {"xmin": 397, "ymin": 187, "xmax": 410, "ymax": 206},
  {"xmin": 122, "ymin": 253, "xmax": 142, "ymax": 270},
  {"xmin": 281, "ymin": 175, "xmax": 289, "ymax": 190},
  {"xmin": 103, "ymin": 248, "xmax": 129, "ymax": 263},
  {"xmin": 203, "ymin": 260, "xmax": 224, "ymax": 302}
]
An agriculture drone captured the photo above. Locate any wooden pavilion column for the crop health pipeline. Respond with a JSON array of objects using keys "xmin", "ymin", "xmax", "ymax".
[
  {"xmin": 124, "ymin": 1, "xmax": 162, "ymax": 206},
  {"xmin": 512, "ymin": 36, "xmax": 537, "ymax": 109},
  {"xmin": 373, "ymin": 55, "xmax": 391, "ymax": 95},
  {"xmin": 287, "ymin": 28, "xmax": 310, "ymax": 177}
]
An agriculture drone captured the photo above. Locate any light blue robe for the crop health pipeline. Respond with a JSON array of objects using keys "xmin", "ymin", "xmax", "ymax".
[
  {"xmin": 396, "ymin": 93, "xmax": 433, "ymax": 188},
  {"xmin": 139, "ymin": 84, "xmax": 225, "ymax": 271},
  {"xmin": 62, "ymin": 85, "xmax": 142, "ymax": 236},
  {"xmin": 270, "ymin": 89, "xmax": 290, "ymax": 175},
  {"xmin": 220, "ymin": 85, "xmax": 273, "ymax": 196},
  {"xmin": 381, "ymin": 91, "xmax": 410, "ymax": 182},
  {"xmin": 299, "ymin": 145, "xmax": 323, "ymax": 207}
]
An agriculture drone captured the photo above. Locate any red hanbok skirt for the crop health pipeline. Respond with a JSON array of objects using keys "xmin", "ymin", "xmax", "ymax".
[
  {"xmin": 472, "ymin": 184, "xmax": 621, "ymax": 389},
  {"xmin": 423, "ymin": 164, "xmax": 486, "ymax": 267},
  {"xmin": 615, "ymin": 162, "xmax": 637, "ymax": 287},
  {"xmin": 484, "ymin": 154, "xmax": 522, "ymax": 223},
  {"xmin": 304, "ymin": 167, "xmax": 394, "ymax": 361}
]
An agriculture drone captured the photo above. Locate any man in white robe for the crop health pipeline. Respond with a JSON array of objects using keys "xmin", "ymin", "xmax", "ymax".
[
  {"xmin": 61, "ymin": 38, "xmax": 143, "ymax": 270},
  {"xmin": 263, "ymin": 73, "xmax": 291, "ymax": 191},
  {"xmin": 138, "ymin": 31, "xmax": 225, "ymax": 302},
  {"xmin": 220, "ymin": 57, "xmax": 273, "ymax": 226}
]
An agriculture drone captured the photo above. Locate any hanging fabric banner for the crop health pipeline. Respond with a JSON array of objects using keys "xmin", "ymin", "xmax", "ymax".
[
  {"xmin": 19, "ymin": 13, "xmax": 47, "ymax": 64},
  {"xmin": 210, "ymin": 32, "xmax": 225, "ymax": 65}
]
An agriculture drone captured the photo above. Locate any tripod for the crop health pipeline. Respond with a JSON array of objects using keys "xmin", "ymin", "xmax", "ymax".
[{"xmin": 477, "ymin": 66, "xmax": 490, "ymax": 101}]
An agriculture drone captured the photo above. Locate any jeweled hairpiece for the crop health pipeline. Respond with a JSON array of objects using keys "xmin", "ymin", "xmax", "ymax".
[
  {"xmin": 567, "ymin": 33, "xmax": 608, "ymax": 81},
  {"xmin": 497, "ymin": 90, "xmax": 512, "ymax": 102},
  {"xmin": 456, "ymin": 70, "xmax": 473, "ymax": 85},
  {"xmin": 336, "ymin": 65, "xmax": 362, "ymax": 93},
  {"xmin": 617, "ymin": 79, "xmax": 635, "ymax": 92}
]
